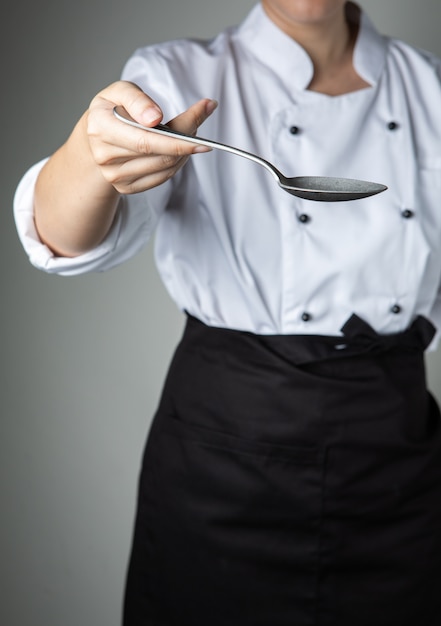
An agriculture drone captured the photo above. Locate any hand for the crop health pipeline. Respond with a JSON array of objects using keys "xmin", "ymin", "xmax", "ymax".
[{"xmin": 86, "ymin": 80, "xmax": 218, "ymax": 194}]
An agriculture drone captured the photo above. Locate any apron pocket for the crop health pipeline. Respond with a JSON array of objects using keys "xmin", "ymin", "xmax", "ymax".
[
  {"xmin": 321, "ymin": 435, "xmax": 441, "ymax": 626},
  {"xmin": 137, "ymin": 413, "xmax": 325, "ymax": 626}
]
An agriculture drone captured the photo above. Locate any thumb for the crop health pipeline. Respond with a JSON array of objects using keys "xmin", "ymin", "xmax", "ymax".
[{"xmin": 168, "ymin": 99, "xmax": 218, "ymax": 136}]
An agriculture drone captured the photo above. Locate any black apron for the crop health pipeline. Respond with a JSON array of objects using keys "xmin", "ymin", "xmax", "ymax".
[{"xmin": 123, "ymin": 313, "xmax": 441, "ymax": 626}]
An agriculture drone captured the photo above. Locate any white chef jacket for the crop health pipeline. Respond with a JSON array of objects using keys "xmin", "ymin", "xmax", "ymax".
[{"xmin": 13, "ymin": 2, "xmax": 441, "ymax": 346}]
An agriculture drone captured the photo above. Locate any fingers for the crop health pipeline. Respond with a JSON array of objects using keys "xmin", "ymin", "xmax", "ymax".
[
  {"xmin": 103, "ymin": 153, "xmax": 187, "ymax": 194},
  {"xmin": 109, "ymin": 97, "xmax": 218, "ymax": 158}
]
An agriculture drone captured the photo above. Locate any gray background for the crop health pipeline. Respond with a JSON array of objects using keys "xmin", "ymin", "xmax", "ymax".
[{"xmin": 2, "ymin": 1, "xmax": 441, "ymax": 625}]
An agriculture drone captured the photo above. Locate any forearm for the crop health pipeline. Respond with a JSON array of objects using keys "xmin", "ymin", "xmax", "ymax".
[{"xmin": 34, "ymin": 112, "xmax": 120, "ymax": 258}]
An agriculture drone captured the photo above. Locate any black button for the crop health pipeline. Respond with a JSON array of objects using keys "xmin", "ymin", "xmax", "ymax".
[
  {"xmin": 391, "ymin": 304, "xmax": 402, "ymax": 314},
  {"xmin": 388, "ymin": 121, "xmax": 399, "ymax": 130},
  {"xmin": 401, "ymin": 209, "xmax": 414, "ymax": 219},
  {"xmin": 301, "ymin": 312, "xmax": 312, "ymax": 322},
  {"xmin": 298, "ymin": 214, "xmax": 310, "ymax": 223},
  {"xmin": 289, "ymin": 126, "xmax": 301, "ymax": 135}
]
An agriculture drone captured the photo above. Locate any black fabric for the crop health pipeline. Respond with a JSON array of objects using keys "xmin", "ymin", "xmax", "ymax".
[{"xmin": 123, "ymin": 314, "xmax": 441, "ymax": 626}]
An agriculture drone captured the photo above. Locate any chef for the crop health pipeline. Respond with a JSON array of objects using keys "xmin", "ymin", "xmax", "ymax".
[{"xmin": 13, "ymin": 1, "xmax": 441, "ymax": 624}]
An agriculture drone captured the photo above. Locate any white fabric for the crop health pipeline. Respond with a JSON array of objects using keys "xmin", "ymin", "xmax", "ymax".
[{"xmin": 13, "ymin": 3, "xmax": 441, "ymax": 345}]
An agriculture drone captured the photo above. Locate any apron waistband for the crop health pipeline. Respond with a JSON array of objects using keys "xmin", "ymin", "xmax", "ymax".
[{"xmin": 184, "ymin": 313, "xmax": 436, "ymax": 365}]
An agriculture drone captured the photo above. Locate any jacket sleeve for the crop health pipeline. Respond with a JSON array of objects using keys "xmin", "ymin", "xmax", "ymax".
[{"xmin": 13, "ymin": 49, "xmax": 176, "ymax": 276}]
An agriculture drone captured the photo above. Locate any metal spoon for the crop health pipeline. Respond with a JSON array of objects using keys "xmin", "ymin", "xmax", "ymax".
[{"xmin": 113, "ymin": 105, "xmax": 387, "ymax": 202}]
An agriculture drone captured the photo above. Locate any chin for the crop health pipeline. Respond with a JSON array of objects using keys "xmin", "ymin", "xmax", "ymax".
[{"xmin": 262, "ymin": 0, "xmax": 347, "ymax": 25}]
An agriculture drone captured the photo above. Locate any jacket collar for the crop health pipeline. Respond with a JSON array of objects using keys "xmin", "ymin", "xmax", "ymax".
[{"xmin": 235, "ymin": 2, "xmax": 388, "ymax": 91}]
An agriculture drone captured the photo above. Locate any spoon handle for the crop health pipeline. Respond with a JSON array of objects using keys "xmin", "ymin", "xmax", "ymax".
[{"xmin": 113, "ymin": 106, "xmax": 282, "ymax": 183}]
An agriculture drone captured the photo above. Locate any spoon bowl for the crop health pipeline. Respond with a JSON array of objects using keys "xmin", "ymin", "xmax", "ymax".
[
  {"xmin": 113, "ymin": 106, "xmax": 387, "ymax": 202},
  {"xmin": 284, "ymin": 176, "xmax": 386, "ymax": 202}
]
